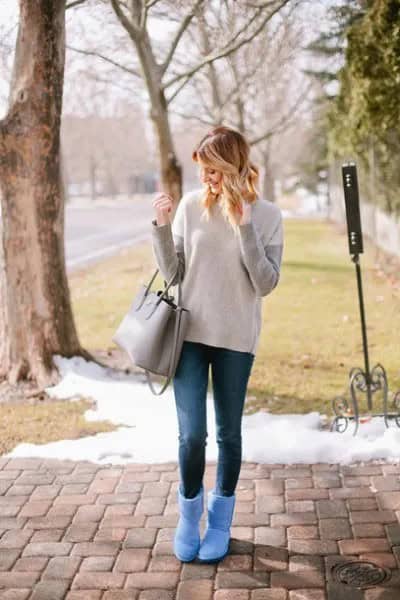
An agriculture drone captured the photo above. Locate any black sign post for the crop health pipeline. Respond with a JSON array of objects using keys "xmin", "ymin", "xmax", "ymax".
[{"xmin": 330, "ymin": 163, "xmax": 400, "ymax": 435}]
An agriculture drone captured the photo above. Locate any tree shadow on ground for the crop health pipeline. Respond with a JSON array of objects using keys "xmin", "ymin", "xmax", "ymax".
[{"xmin": 189, "ymin": 539, "xmax": 400, "ymax": 593}]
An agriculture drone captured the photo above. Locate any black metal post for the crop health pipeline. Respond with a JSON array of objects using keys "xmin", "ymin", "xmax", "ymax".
[
  {"xmin": 330, "ymin": 162, "xmax": 400, "ymax": 435},
  {"xmin": 352, "ymin": 254, "xmax": 373, "ymax": 409}
]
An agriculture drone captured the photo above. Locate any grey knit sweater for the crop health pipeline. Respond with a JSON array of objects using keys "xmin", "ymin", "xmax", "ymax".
[{"xmin": 151, "ymin": 188, "xmax": 283, "ymax": 355}]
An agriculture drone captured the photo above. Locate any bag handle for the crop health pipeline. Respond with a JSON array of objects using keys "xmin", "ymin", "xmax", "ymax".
[
  {"xmin": 135, "ymin": 269, "xmax": 176, "ymax": 314},
  {"xmin": 144, "ymin": 262, "xmax": 184, "ymax": 395},
  {"xmin": 145, "ymin": 304, "xmax": 183, "ymax": 396},
  {"xmin": 140, "ymin": 264, "xmax": 181, "ymax": 309}
]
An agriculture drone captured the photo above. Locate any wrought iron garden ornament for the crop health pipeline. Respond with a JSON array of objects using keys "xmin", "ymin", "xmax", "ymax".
[{"xmin": 330, "ymin": 163, "xmax": 400, "ymax": 435}]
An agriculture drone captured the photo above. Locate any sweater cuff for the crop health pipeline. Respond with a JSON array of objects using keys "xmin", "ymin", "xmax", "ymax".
[{"xmin": 151, "ymin": 219, "xmax": 173, "ymax": 237}]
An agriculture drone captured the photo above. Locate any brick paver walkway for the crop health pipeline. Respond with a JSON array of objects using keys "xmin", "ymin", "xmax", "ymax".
[{"xmin": 0, "ymin": 457, "xmax": 399, "ymax": 599}]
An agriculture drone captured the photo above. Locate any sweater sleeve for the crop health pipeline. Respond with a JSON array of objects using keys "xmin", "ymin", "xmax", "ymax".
[
  {"xmin": 238, "ymin": 212, "xmax": 283, "ymax": 297},
  {"xmin": 151, "ymin": 199, "xmax": 186, "ymax": 286}
]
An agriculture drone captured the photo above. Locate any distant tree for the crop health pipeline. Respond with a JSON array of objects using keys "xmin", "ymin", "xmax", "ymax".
[
  {"xmin": 330, "ymin": 0, "xmax": 400, "ymax": 214},
  {"xmin": 175, "ymin": 5, "xmax": 309, "ymax": 201},
  {"xmin": 297, "ymin": 1, "xmax": 366, "ymax": 195},
  {"xmin": 69, "ymin": 0, "xmax": 294, "ymax": 206}
]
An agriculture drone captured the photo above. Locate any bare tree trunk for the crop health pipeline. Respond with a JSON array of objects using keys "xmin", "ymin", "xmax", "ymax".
[
  {"xmin": 262, "ymin": 147, "xmax": 276, "ymax": 202},
  {"xmin": 0, "ymin": 0, "xmax": 89, "ymax": 390},
  {"xmin": 263, "ymin": 167, "xmax": 276, "ymax": 202},
  {"xmin": 107, "ymin": 0, "xmax": 293, "ymax": 203},
  {"xmin": 198, "ymin": 8, "xmax": 222, "ymax": 125},
  {"xmin": 151, "ymin": 93, "xmax": 182, "ymax": 205},
  {"xmin": 135, "ymin": 34, "xmax": 182, "ymax": 204}
]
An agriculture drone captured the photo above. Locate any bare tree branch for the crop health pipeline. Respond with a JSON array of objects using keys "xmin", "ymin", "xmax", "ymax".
[
  {"xmin": 218, "ymin": 0, "xmax": 274, "ymax": 50},
  {"xmin": 145, "ymin": 0, "xmax": 163, "ymax": 8},
  {"xmin": 146, "ymin": 8, "xmax": 181, "ymax": 22},
  {"xmin": 140, "ymin": 0, "xmax": 150, "ymax": 31},
  {"xmin": 110, "ymin": 0, "xmax": 140, "ymax": 41},
  {"xmin": 198, "ymin": 5, "xmax": 223, "ymax": 120},
  {"xmin": 244, "ymin": 0, "xmax": 288, "ymax": 6},
  {"xmin": 66, "ymin": 0, "xmax": 87, "ymax": 8},
  {"xmin": 81, "ymin": 69, "xmax": 143, "ymax": 98},
  {"xmin": 219, "ymin": 48, "xmax": 265, "ymax": 112},
  {"xmin": 188, "ymin": 73, "xmax": 215, "ymax": 121},
  {"xmin": 161, "ymin": 0, "xmax": 204, "ymax": 75},
  {"xmin": 227, "ymin": 53, "xmax": 246, "ymax": 131},
  {"xmin": 67, "ymin": 44, "xmax": 141, "ymax": 78},
  {"xmin": 170, "ymin": 108, "xmax": 215, "ymax": 127},
  {"xmin": 249, "ymin": 81, "xmax": 312, "ymax": 146},
  {"xmin": 163, "ymin": 0, "xmax": 292, "ymax": 90},
  {"xmin": 166, "ymin": 75, "xmax": 192, "ymax": 105},
  {"xmin": 197, "ymin": 0, "xmax": 282, "ymax": 59},
  {"xmin": 141, "ymin": 0, "xmax": 169, "ymax": 29}
]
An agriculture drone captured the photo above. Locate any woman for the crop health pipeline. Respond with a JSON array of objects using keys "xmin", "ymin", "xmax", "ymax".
[{"xmin": 151, "ymin": 126, "xmax": 283, "ymax": 564}]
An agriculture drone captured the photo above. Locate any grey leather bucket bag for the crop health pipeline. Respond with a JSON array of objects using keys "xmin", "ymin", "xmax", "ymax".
[{"xmin": 112, "ymin": 266, "xmax": 189, "ymax": 395}]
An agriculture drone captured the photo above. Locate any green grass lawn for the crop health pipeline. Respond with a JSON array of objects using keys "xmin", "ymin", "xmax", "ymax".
[
  {"xmin": 71, "ymin": 217, "xmax": 400, "ymax": 418},
  {"xmin": 0, "ymin": 399, "xmax": 116, "ymax": 455},
  {"xmin": 250, "ymin": 219, "xmax": 400, "ymax": 415}
]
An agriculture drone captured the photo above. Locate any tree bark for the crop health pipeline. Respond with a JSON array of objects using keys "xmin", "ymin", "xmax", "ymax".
[
  {"xmin": 0, "ymin": 0, "xmax": 88, "ymax": 389},
  {"xmin": 135, "ymin": 33, "xmax": 182, "ymax": 204},
  {"xmin": 151, "ymin": 91, "xmax": 182, "ymax": 206},
  {"xmin": 108, "ymin": 0, "xmax": 292, "ymax": 203},
  {"xmin": 263, "ymin": 166, "xmax": 276, "ymax": 202},
  {"xmin": 261, "ymin": 147, "xmax": 276, "ymax": 202}
]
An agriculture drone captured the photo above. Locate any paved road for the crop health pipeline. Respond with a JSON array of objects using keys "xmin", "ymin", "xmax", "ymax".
[
  {"xmin": 65, "ymin": 198, "xmax": 154, "ymax": 272},
  {"xmin": 0, "ymin": 457, "xmax": 399, "ymax": 598},
  {"xmin": 1, "ymin": 195, "xmax": 324, "ymax": 274}
]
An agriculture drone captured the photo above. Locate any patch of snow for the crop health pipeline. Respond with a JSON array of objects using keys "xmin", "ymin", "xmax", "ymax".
[{"xmin": 6, "ymin": 356, "xmax": 400, "ymax": 465}]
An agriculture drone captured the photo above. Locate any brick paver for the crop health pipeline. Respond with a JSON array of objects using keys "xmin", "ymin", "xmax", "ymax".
[{"xmin": 0, "ymin": 458, "xmax": 399, "ymax": 598}]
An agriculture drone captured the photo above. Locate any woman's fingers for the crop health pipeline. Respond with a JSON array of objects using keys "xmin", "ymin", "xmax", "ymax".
[
  {"xmin": 153, "ymin": 193, "xmax": 173, "ymax": 205},
  {"xmin": 154, "ymin": 201, "xmax": 172, "ymax": 210},
  {"xmin": 153, "ymin": 193, "xmax": 173, "ymax": 214},
  {"xmin": 153, "ymin": 193, "xmax": 173, "ymax": 224}
]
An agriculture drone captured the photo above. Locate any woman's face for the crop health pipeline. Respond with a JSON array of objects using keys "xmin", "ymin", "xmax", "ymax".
[{"xmin": 199, "ymin": 162, "xmax": 223, "ymax": 194}]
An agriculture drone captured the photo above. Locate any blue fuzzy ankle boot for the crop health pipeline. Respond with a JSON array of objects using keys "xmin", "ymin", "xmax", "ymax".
[
  {"xmin": 197, "ymin": 490, "xmax": 235, "ymax": 563},
  {"xmin": 173, "ymin": 487, "xmax": 204, "ymax": 562}
]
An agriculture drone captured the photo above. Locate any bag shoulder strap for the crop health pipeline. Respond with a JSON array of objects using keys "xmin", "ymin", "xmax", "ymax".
[
  {"xmin": 145, "ymin": 259, "xmax": 184, "ymax": 395},
  {"xmin": 145, "ymin": 302, "xmax": 183, "ymax": 396}
]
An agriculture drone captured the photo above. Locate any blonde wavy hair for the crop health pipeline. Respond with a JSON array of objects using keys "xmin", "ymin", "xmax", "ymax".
[{"xmin": 192, "ymin": 126, "xmax": 259, "ymax": 233}]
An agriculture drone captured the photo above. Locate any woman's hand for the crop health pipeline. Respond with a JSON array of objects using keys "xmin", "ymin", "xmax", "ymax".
[{"xmin": 153, "ymin": 193, "xmax": 174, "ymax": 226}]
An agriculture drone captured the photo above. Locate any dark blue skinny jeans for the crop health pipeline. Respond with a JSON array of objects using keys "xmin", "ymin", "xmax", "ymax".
[{"xmin": 172, "ymin": 340, "xmax": 255, "ymax": 499}]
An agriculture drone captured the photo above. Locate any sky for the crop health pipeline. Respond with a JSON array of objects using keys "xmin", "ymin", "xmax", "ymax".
[
  {"xmin": 0, "ymin": 0, "xmax": 176, "ymax": 118},
  {"xmin": 0, "ymin": 1, "xmax": 339, "ymax": 119}
]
